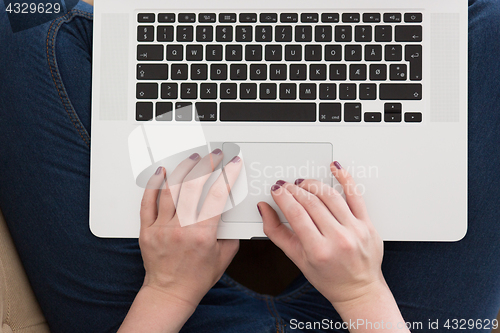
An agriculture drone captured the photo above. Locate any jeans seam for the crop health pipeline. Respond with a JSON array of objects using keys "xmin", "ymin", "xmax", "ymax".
[
  {"xmin": 46, "ymin": 9, "xmax": 93, "ymax": 148},
  {"xmin": 264, "ymin": 296, "xmax": 284, "ymax": 333}
]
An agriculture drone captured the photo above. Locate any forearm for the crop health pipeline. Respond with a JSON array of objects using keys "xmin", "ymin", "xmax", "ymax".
[
  {"xmin": 118, "ymin": 285, "xmax": 196, "ymax": 333},
  {"xmin": 332, "ymin": 281, "xmax": 410, "ymax": 333}
]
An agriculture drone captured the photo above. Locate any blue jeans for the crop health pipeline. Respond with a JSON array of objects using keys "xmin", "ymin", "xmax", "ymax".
[{"xmin": 0, "ymin": 1, "xmax": 499, "ymax": 332}]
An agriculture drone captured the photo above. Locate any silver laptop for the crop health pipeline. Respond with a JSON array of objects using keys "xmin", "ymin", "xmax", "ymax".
[{"xmin": 90, "ymin": 0, "xmax": 468, "ymax": 241}]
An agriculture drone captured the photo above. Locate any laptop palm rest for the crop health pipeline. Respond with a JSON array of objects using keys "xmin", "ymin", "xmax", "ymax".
[{"xmin": 221, "ymin": 142, "xmax": 333, "ymax": 223}]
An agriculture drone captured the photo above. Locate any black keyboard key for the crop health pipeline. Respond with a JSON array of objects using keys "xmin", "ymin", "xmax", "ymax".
[
  {"xmin": 236, "ymin": 26, "xmax": 253, "ymax": 42},
  {"xmin": 136, "ymin": 102, "xmax": 153, "ymax": 121},
  {"xmin": 319, "ymin": 83, "xmax": 336, "ymax": 100},
  {"xmin": 335, "ymin": 26, "xmax": 352, "ymax": 42},
  {"xmin": 390, "ymin": 64, "xmax": 407, "ymax": 80},
  {"xmin": 181, "ymin": 83, "xmax": 197, "ymax": 99},
  {"xmin": 195, "ymin": 103, "xmax": 217, "ymax": 121},
  {"xmin": 179, "ymin": 13, "xmax": 195, "ymax": 23},
  {"xmin": 156, "ymin": 102, "xmax": 173, "ymax": 121},
  {"xmin": 405, "ymin": 112, "xmax": 422, "ymax": 122},
  {"xmin": 290, "ymin": 64, "xmax": 307, "ymax": 80},
  {"xmin": 191, "ymin": 64, "xmax": 208, "ymax": 80},
  {"xmin": 171, "ymin": 64, "xmax": 188, "ymax": 80},
  {"xmin": 363, "ymin": 13, "xmax": 380, "ymax": 23},
  {"xmin": 220, "ymin": 103, "xmax": 316, "ymax": 122},
  {"xmin": 211, "ymin": 64, "xmax": 228, "ymax": 80},
  {"xmin": 245, "ymin": 45, "xmax": 262, "ymax": 61},
  {"xmin": 385, "ymin": 103, "xmax": 402, "ymax": 112},
  {"xmin": 166, "ymin": 45, "xmax": 183, "ymax": 61},
  {"xmin": 342, "ymin": 13, "xmax": 360, "ymax": 23},
  {"xmin": 157, "ymin": 26, "xmax": 174, "ymax": 42},
  {"xmin": 250, "ymin": 64, "xmax": 267, "ymax": 80},
  {"xmin": 285, "ymin": 45, "xmax": 302, "ymax": 61},
  {"xmin": 395, "ymin": 25, "xmax": 422, "ymax": 42},
  {"xmin": 196, "ymin": 26, "xmax": 213, "ymax": 42},
  {"xmin": 216, "ymin": 26, "xmax": 233, "ymax": 42},
  {"xmin": 270, "ymin": 64, "xmax": 287, "ymax": 80},
  {"xmin": 370, "ymin": 64, "xmax": 387, "ymax": 80},
  {"xmin": 161, "ymin": 83, "xmax": 178, "ymax": 99},
  {"xmin": 280, "ymin": 83, "xmax": 297, "ymax": 99},
  {"xmin": 305, "ymin": 45, "xmax": 322, "ymax": 61},
  {"xmin": 359, "ymin": 84, "xmax": 376, "ymax": 100},
  {"xmin": 137, "ymin": 45, "xmax": 164, "ymax": 61},
  {"xmin": 136, "ymin": 83, "xmax": 158, "ymax": 99},
  {"xmin": 265, "ymin": 45, "xmax": 282, "ymax": 61},
  {"xmin": 330, "ymin": 64, "xmax": 347, "ymax": 80},
  {"xmin": 221, "ymin": 83, "xmax": 238, "ymax": 99},
  {"xmin": 384, "ymin": 13, "xmax": 402, "ymax": 22},
  {"xmin": 138, "ymin": 13, "xmax": 155, "ymax": 23},
  {"xmin": 301, "ymin": 13, "xmax": 319, "ymax": 22},
  {"xmin": 158, "ymin": 13, "xmax": 175, "ymax": 23},
  {"xmin": 296, "ymin": 26, "xmax": 313, "ymax": 42},
  {"xmin": 175, "ymin": 102, "xmax": 192, "ymax": 121},
  {"xmin": 375, "ymin": 26, "xmax": 392, "ymax": 42},
  {"xmin": 200, "ymin": 83, "xmax": 217, "ymax": 99},
  {"xmin": 322, "ymin": 13, "xmax": 339, "ymax": 23},
  {"xmin": 240, "ymin": 13, "xmax": 257, "ymax": 23},
  {"xmin": 199, "ymin": 13, "xmax": 216, "ymax": 22},
  {"xmin": 355, "ymin": 26, "xmax": 372, "ymax": 42},
  {"xmin": 385, "ymin": 113, "xmax": 401, "ymax": 122},
  {"xmin": 226, "ymin": 45, "xmax": 243, "ymax": 61},
  {"xmin": 319, "ymin": 103, "xmax": 341, "ymax": 122},
  {"xmin": 345, "ymin": 45, "xmax": 362, "ymax": 61},
  {"xmin": 240, "ymin": 83, "xmax": 258, "ymax": 99},
  {"xmin": 260, "ymin": 83, "xmax": 277, "ymax": 99},
  {"xmin": 405, "ymin": 13, "xmax": 423, "ymax": 23},
  {"xmin": 260, "ymin": 13, "xmax": 278, "ymax": 23},
  {"xmin": 310, "ymin": 64, "xmax": 327, "ymax": 80},
  {"xmin": 315, "ymin": 26, "xmax": 332, "ymax": 42},
  {"xmin": 186, "ymin": 45, "xmax": 203, "ymax": 61},
  {"xmin": 364, "ymin": 112, "xmax": 381, "ymax": 122},
  {"xmin": 255, "ymin": 26, "xmax": 273, "ymax": 42},
  {"xmin": 206, "ymin": 45, "xmax": 223, "ymax": 61},
  {"xmin": 380, "ymin": 84, "xmax": 422, "ymax": 100},
  {"xmin": 230, "ymin": 64, "xmax": 247, "ymax": 80},
  {"xmin": 325, "ymin": 45, "xmax": 342, "ymax": 61},
  {"xmin": 137, "ymin": 26, "xmax": 154, "ymax": 42},
  {"xmin": 339, "ymin": 83, "xmax": 356, "ymax": 100},
  {"xmin": 276, "ymin": 26, "xmax": 293, "ymax": 42},
  {"xmin": 137, "ymin": 64, "xmax": 168, "ymax": 80},
  {"xmin": 344, "ymin": 103, "xmax": 362, "ymax": 122},
  {"xmin": 385, "ymin": 45, "xmax": 402, "ymax": 61},
  {"xmin": 281, "ymin": 13, "xmax": 298, "ymax": 23},
  {"xmin": 350, "ymin": 64, "xmax": 367, "ymax": 80},
  {"xmin": 299, "ymin": 84, "xmax": 316, "ymax": 100},
  {"xmin": 405, "ymin": 45, "xmax": 423, "ymax": 80},
  {"xmin": 177, "ymin": 26, "xmax": 193, "ymax": 41},
  {"xmin": 219, "ymin": 13, "xmax": 236, "ymax": 23},
  {"xmin": 365, "ymin": 45, "xmax": 382, "ymax": 61}
]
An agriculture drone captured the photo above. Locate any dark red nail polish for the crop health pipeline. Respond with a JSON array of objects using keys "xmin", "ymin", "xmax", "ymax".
[
  {"xmin": 276, "ymin": 180, "xmax": 286, "ymax": 186},
  {"xmin": 155, "ymin": 167, "xmax": 163, "ymax": 175},
  {"xmin": 212, "ymin": 148, "xmax": 222, "ymax": 155},
  {"xmin": 230, "ymin": 156, "xmax": 241, "ymax": 163},
  {"xmin": 294, "ymin": 178, "xmax": 304, "ymax": 185},
  {"xmin": 333, "ymin": 161, "xmax": 342, "ymax": 170},
  {"xmin": 271, "ymin": 184, "xmax": 281, "ymax": 192},
  {"xmin": 189, "ymin": 153, "xmax": 200, "ymax": 160},
  {"xmin": 257, "ymin": 204, "xmax": 262, "ymax": 216}
]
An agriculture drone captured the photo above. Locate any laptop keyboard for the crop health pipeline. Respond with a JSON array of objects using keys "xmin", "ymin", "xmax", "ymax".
[{"xmin": 136, "ymin": 12, "xmax": 423, "ymax": 123}]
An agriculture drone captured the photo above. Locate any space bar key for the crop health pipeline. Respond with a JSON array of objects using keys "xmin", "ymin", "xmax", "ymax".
[{"xmin": 220, "ymin": 103, "xmax": 317, "ymax": 122}]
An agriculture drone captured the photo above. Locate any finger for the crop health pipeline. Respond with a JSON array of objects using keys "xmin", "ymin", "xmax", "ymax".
[
  {"xmin": 176, "ymin": 149, "xmax": 224, "ymax": 225},
  {"xmin": 259, "ymin": 202, "xmax": 300, "ymax": 260},
  {"xmin": 293, "ymin": 178, "xmax": 353, "ymax": 225},
  {"xmin": 140, "ymin": 166, "xmax": 165, "ymax": 228},
  {"xmin": 330, "ymin": 161, "xmax": 369, "ymax": 220},
  {"xmin": 280, "ymin": 181, "xmax": 341, "ymax": 234},
  {"xmin": 198, "ymin": 156, "xmax": 243, "ymax": 225},
  {"xmin": 270, "ymin": 184, "xmax": 322, "ymax": 244}
]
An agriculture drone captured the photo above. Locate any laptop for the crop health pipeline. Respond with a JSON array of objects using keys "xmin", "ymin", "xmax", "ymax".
[{"xmin": 90, "ymin": 0, "xmax": 468, "ymax": 241}]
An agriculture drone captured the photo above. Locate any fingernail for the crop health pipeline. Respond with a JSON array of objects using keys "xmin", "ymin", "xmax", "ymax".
[
  {"xmin": 271, "ymin": 184, "xmax": 281, "ymax": 192},
  {"xmin": 333, "ymin": 161, "xmax": 342, "ymax": 170},
  {"xmin": 294, "ymin": 178, "xmax": 304, "ymax": 185},
  {"xmin": 257, "ymin": 204, "xmax": 262, "ymax": 216},
  {"xmin": 155, "ymin": 166, "xmax": 163, "ymax": 175},
  {"xmin": 276, "ymin": 180, "xmax": 286, "ymax": 186},
  {"xmin": 189, "ymin": 153, "xmax": 200, "ymax": 160},
  {"xmin": 230, "ymin": 156, "xmax": 241, "ymax": 163},
  {"xmin": 212, "ymin": 148, "xmax": 222, "ymax": 155}
]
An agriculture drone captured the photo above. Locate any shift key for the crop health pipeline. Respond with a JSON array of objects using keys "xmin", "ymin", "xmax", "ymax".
[{"xmin": 380, "ymin": 84, "xmax": 422, "ymax": 100}]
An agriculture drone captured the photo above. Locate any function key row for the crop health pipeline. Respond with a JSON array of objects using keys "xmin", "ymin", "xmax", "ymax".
[{"xmin": 138, "ymin": 12, "xmax": 422, "ymax": 24}]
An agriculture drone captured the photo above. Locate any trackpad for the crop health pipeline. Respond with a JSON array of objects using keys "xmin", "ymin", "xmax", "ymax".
[{"xmin": 222, "ymin": 142, "xmax": 333, "ymax": 223}]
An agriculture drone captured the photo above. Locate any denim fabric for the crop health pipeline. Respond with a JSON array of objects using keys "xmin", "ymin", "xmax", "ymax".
[{"xmin": 0, "ymin": 0, "xmax": 499, "ymax": 332}]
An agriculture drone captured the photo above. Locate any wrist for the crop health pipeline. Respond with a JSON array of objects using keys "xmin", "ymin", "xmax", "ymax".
[{"xmin": 140, "ymin": 283, "xmax": 200, "ymax": 312}]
